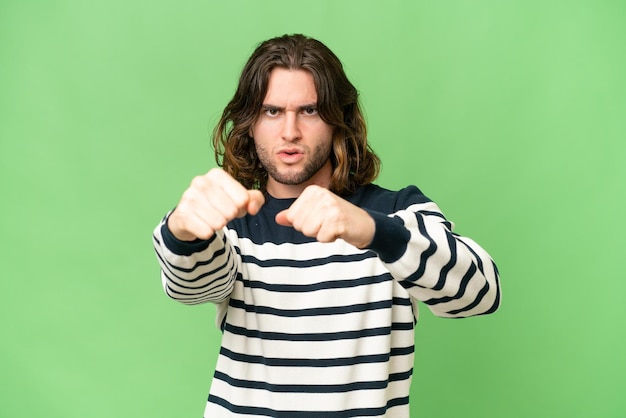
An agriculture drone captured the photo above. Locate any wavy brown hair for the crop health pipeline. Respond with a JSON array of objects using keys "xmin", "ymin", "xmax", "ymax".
[{"xmin": 212, "ymin": 34, "xmax": 380, "ymax": 196}]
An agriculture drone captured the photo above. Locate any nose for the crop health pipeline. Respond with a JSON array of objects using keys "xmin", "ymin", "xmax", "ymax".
[{"xmin": 281, "ymin": 111, "xmax": 301, "ymax": 142}]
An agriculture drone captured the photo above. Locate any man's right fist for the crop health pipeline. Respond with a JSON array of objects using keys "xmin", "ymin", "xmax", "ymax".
[{"xmin": 167, "ymin": 168, "xmax": 265, "ymax": 241}]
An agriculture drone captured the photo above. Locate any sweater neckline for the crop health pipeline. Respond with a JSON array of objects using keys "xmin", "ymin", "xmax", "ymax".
[{"xmin": 262, "ymin": 193, "xmax": 297, "ymax": 212}]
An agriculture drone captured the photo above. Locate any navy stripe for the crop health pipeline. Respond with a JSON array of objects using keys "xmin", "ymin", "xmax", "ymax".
[
  {"xmin": 207, "ymin": 394, "xmax": 409, "ymax": 417},
  {"xmin": 446, "ymin": 277, "xmax": 490, "ymax": 315},
  {"xmin": 241, "ymin": 272, "xmax": 391, "ymax": 293},
  {"xmin": 423, "ymin": 262, "xmax": 477, "ymax": 306},
  {"xmin": 419, "ymin": 210, "xmax": 453, "ymax": 230},
  {"xmin": 392, "ymin": 296, "xmax": 412, "ymax": 306},
  {"xmin": 433, "ymin": 232, "xmax": 458, "ymax": 290},
  {"xmin": 228, "ymin": 298, "xmax": 393, "ymax": 318},
  {"xmin": 155, "ymin": 241, "xmax": 235, "ymax": 286},
  {"xmin": 163, "ymin": 263, "xmax": 233, "ymax": 290},
  {"xmin": 213, "ymin": 369, "xmax": 412, "ymax": 394},
  {"xmin": 219, "ymin": 346, "xmax": 414, "ymax": 368},
  {"xmin": 486, "ymin": 261, "xmax": 501, "ymax": 313},
  {"xmin": 227, "ymin": 297, "xmax": 413, "ymax": 318},
  {"xmin": 408, "ymin": 213, "xmax": 438, "ymax": 282},
  {"xmin": 446, "ymin": 261, "xmax": 501, "ymax": 316},
  {"xmin": 164, "ymin": 235, "xmax": 231, "ymax": 274},
  {"xmin": 164, "ymin": 294, "xmax": 212, "ymax": 305},
  {"xmin": 459, "ymin": 238, "xmax": 485, "ymax": 275},
  {"xmin": 238, "ymin": 250, "xmax": 377, "ymax": 268},
  {"xmin": 165, "ymin": 279, "xmax": 232, "ymax": 299},
  {"xmin": 224, "ymin": 322, "xmax": 413, "ymax": 342},
  {"xmin": 391, "ymin": 322, "xmax": 414, "ymax": 331},
  {"xmin": 159, "ymin": 221, "xmax": 219, "ymax": 257},
  {"xmin": 224, "ymin": 323, "xmax": 400, "ymax": 342}
]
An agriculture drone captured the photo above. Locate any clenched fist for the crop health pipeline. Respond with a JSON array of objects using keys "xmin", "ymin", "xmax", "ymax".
[
  {"xmin": 167, "ymin": 168, "xmax": 265, "ymax": 241},
  {"xmin": 275, "ymin": 185, "xmax": 375, "ymax": 249}
]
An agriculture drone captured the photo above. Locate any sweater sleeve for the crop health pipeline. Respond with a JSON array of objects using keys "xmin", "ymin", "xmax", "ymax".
[
  {"xmin": 366, "ymin": 187, "xmax": 501, "ymax": 318},
  {"xmin": 152, "ymin": 212, "xmax": 238, "ymax": 305}
]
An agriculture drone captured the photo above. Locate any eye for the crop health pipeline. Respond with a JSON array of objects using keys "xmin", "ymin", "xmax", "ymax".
[
  {"xmin": 264, "ymin": 107, "xmax": 280, "ymax": 117},
  {"xmin": 302, "ymin": 106, "xmax": 318, "ymax": 116}
]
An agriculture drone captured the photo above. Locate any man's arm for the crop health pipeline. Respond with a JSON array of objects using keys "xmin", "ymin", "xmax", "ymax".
[
  {"xmin": 153, "ymin": 218, "xmax": 237, "ymax": 305},
  {"xmin": 278, "ymin": 184, "xmax": 500, "ymax": 318},
  {"xmin": 366, "ymin": 188, "xmax": 501, "ymax": 318},
  {"xmin": 152, "ymin": 168, "xmax": 265, "ymax": 305}
]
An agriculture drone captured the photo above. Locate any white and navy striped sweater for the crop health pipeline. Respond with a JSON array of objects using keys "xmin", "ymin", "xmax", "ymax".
[{"xmin": 153, "ymin": 184, "xmax": 501, "ymax": 417}]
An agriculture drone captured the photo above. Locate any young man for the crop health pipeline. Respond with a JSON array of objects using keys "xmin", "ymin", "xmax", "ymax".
[{"xmin": 153, "ymin": 34, "xmax": 501, "ymax": 417}]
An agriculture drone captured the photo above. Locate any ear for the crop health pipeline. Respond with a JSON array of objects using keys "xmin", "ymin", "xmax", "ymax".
[{"xmin": 248, "ymin": 127, "xmax": 254, "ymax": 139}]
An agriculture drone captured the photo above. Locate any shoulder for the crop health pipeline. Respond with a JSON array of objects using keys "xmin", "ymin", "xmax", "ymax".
[{"xmin": 348, "ymin": 183, "xmax": 432, "ymax": 213}]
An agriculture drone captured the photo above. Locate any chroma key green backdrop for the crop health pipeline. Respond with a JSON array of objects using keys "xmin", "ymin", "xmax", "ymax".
[{"xmin": 1, "ymin": 1, "xmax": 624, "ymax": 417}]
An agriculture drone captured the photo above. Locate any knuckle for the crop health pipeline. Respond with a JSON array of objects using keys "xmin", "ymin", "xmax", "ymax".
[
  {"xmin": 300, "ymin": 224, "xmax": 314, "ymax": 236},
  {"xmin": 180, "ymin": 191, "xmax": 201, "ymax": 211},
  {"xmin": 190, "ymin": 175, "xmax": 207, "ymax": 189},
  {"xmin": 196, "ymin": 227, "xmax": 215, "ymax": 241},
  {"xmin": 208, "ymin": 215, "xmax": 227, "ymax": 231},
  {"xmin": 207, "ymin": 167, "xmax": 223, "ymax": 178},
  {"xmin": 230, "ymin": 192, "xmax": 249, "ymax": 209},
  {"xmin": 224, "ymin": 205, "xmax": 240, "ymax": 220}
]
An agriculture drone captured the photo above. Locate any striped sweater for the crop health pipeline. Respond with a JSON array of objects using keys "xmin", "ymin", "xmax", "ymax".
[{"xmin": 152, "ymin": 183, "xmax": 501, "ymax": 417}]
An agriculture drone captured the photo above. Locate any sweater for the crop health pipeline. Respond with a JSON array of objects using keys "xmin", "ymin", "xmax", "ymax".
[{"xmin": 152, "ymin": 183, "xmax": 501, "ymax": 417}]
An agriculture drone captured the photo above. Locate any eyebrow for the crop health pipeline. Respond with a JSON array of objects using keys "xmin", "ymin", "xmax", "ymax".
[{"xmin": 261, "ymin": 103, "xmax": 318, "ymax": 112}]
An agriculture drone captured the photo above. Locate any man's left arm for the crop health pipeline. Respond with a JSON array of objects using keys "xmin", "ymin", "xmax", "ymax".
[
  {"xmin": 276, "ymin": 184, "xmax": 501, "ymax": 318},
  {"xmin": 365, "ymin": 188, "xmax": 501, "ymax": 318}
]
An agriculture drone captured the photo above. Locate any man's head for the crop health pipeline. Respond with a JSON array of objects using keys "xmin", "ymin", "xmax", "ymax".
[{"xmin": 213, "ymin": 34, "xmax": 380, "ymax": 196}]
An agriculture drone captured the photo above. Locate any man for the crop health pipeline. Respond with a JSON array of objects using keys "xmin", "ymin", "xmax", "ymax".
[{"xmin": 153, "ymin": 34, "xmax": 500, "ymax": 417}]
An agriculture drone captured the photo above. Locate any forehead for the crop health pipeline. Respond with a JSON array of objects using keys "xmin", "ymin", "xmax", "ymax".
[{"xmin": 263, "ymin": 68, "xmax": 317, "ymax": 105}]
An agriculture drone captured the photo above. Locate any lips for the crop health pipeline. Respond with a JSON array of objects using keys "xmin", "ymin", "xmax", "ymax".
[
  {"xmin": 278, "ymin": 147, "xmax": 302, "ymax": 155},
  {"xmin": 277, "ymin": 147, "xmax": 304, "ymax": 163}
]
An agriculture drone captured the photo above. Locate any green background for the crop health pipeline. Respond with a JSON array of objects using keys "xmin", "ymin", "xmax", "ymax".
[{"xmin": 1, "ymin": 1, "xmax": 624, "ymax": 417}]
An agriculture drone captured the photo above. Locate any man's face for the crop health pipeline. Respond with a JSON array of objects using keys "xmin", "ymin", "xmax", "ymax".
[{"xmin": 250, "ymin": 68, "xmax": 334, "ymax": 198}]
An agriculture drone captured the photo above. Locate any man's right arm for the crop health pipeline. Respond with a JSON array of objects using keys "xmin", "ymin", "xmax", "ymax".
[
  {"xmin": 152, "ymin": 168, "xmax": 265, "ymax": 305},
  {"xmin": 153, "ymin": 217, "xmax": 237, "ymax": 304}
]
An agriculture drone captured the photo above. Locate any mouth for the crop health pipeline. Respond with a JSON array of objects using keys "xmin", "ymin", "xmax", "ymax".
[
  {"xmin": 277, "ymin": 147, "xmax": 304, "ymax": 162},
  {"xmin": 278, "ymin": 147, "xmax": 302, "ymax": 155}
]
